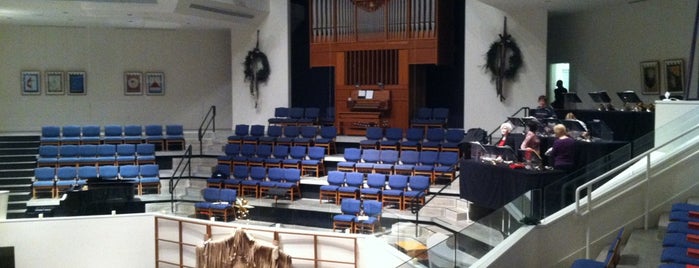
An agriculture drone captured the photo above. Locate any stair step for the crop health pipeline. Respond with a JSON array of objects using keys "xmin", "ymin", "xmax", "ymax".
[
  {"xmin": 0, "ymin": 177, "xmax": 33, "ymax": 184},
  {"xmin": 8, "ymin": 202, "xmax": 27, "ymax": 210},
  {"xmin": 444, "ymin": 207, "xmax": 469, "ymax": 222},
  {"xmin": 0, "ymin": 162, "xmax": 37, "ymax": 170},
  {"xmin": 8, "ymin": 193, "xmax": 31, "ymax": 202},
  {"xmin": 0, "ymin": 148, "xmax": 38, "ymax": 156},
  {"xmin": 0, "ymin": 155, "xmax": 38, "ymax": 162},
  {"xmin": 0, "ymin": 135, "xmax": 40, "ymax": 142},
  {"xmin": 0, "ymin": 169, "xmax": 34, "ymax": 178},
  {"xmin": 0, "ymin": 141, "xmax": 41, "ymax": 148}
]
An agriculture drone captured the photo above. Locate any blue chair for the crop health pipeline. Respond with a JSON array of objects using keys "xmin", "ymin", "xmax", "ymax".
[
  {"xmin": 218, "ymin": 143, "xmax": 241, "ymax": 165},
  {"xmin": 663, "ymin": 232, "xmax": 699, "ymax": 248},
  {"xmin": 337, "ymin": 148, "xmax": 361, "ymax": 172},
  {"xmin": 116, "ymin": 144, "xmax": 137, "ymax": 165},
  {"xmin": 275, "ymin": 168, "xmax": 302, "ymax": 201},
  {"xmin": 382, "ymin": 174, "xmax": 408, "ymax": 210},
  {"xmin": 413, "ymin": 151, "xmax": 439, "ymax": 180},
  {"xmin": 136, "ymin": 143, "xmax": 156, "ymax": 165},
  {"xmin": 103, "ymin": 125, "xmax": 124, "ymax": 144},
  {"xmin": 672, "ymin": 203, "xmax": 699, "ymax": 212},
  {"xmin": 96, "ymin": 144, "xmax": 116, "ymax": 166},
  {"xmin": 248, "ymin": 144, "xmax": 272, "ymax": 167},
  {"xmin": 294, "ymin": 126, "xmax": 317, "ymax": 148},
  {"xmin": 359, "ymin": 127, "xmax": 383, "ymax": 149},
  {"xmin": 319, "ymin": 171, "xmax": 345, "ymax": 204},
  {"xmin": 139, "ymin": 164, "xmax": 160, "ymax": 195},
  {"xmin": 353, "ymin": 200, "xmax": 383, "ymax": 233},
  {"xmin": 98, "ymin": 165, "xmax": 119, "ymax": 181},
  {"xmin": 123, "ymin": 125, "xmax": 143, "ymax": 144},
  {"xmin": 243, "ymin": 125, "xmax": 266, "ymax": 145},
  {"xmin": 77, "ymin": 166, "xmax": 97, "ymax": 186},
  {"xmin": 276, "ymin": 125, "xmax": 300, "ymax": 147},
  {"xmin": 319, "ymin": 106, "xmax": 335, "ymax": 126},
  {"xmin": 429, "ymin": 107, "xmax": 449, "ymax": 128},
  {"xmin": 421, "ymin": 128, "xmax": 445, "ymax": 151},
  {"xmin": 333, "ymin": 198, "xmax": 361, "ymax": 232},
  {"xmin": 259, "ymin": 167, "xmax": 283, "ymax": 198},
  {"xmin": 661, "ymin": 247, "xmax": 699, "ymax": 266},
  {"xmin": 394, "ymin": 150, "xmax": 419, "ymax": 175},
  {"xmin": 301, "ymin": 146, "xmax": 325, "ymax": 177},
  {"xmin": 119, "ymin": 165, "xmax": 140, "ymax": 182},
  {"xmin": 400, "ymin": 128, "xmax": 424, "ymax": 151},
  {"xmin": 298, "ymin": 107, "xmax": 320, "ymax": 125},
  {"xmin": 281, "ymin": 107, "xmax": 304, "ymax": 126},
  {"xmin": 268, "ymin": 107, "xmax": 289, "ymax": 126},
  {"xmin": 355, "ymin": 149, "xmax": 380, "ymax": 173},
  {"xmin": 434, "ymin": 152, "xmax": 459, "ymax": 182},
  {"xmin": 314, "ymin": 126, "xmax": 337, "ymax": 154},
  {"xmin": 231, "ymin": 144, "xmax": 256, "ymax": 166},
  {"xmin": 264, "ymin": 145, "xmax": 289, "ymax": 168},
  {"xmin": 668, "ymin": 222, "xmax": 699, "ymax": 236},
  {"xmin": 572, "ymin": 228, "xmax": 623, "ymax": 268},
  {"xmin": 410, "ymin": 107, "xmax": 433, "ymax": 127},
  {"xmin": 241, "ymin": 166, "xmax": 266, "ymax": 198},
  {"xmin": 258, "ymin": 125, "xmax": 282, "ymax": 147},
  {"xmin": 32, "ymin": 167, "xmax": 56, "ymax": 198},
  {"xmin": 55, "ymin": 166, "xmax": 78, "ymax": 195},
  {"xmin": 207, "ymin": 164, "xmax": 231, "ymax": 188},
  {"xmin": 61, "ymin": 125, "xmax": 82, "ymax": 145},
  {"xmin": 80, "ymin": 125, "xmax": 101, "ymax": 145},
  {"xmin": 37, "ymin": 145, "xmax": 59, "ymax": 168},
  {"xmin": 144, "ymin": 125, "xmax": 164, "ymax": 151},
  {"xmin": 282, "ymin": 146, "xmax": 306, "ymax": 169},
  {"xmin": 224, "ymin": 165, "xmax": 248, "ymax": 191},
  {"xmin": 77, "ymin": 144, "xmax": 98, "ymax": 166},
  {"xmin": 210, "ymin": 189, "xmax": 237, "ymax": 221},
  {"xmin": 40, "ymin": 126, "xmax": 61, "ymax": 145},
  {"xmin": 195, "ymin": 188, "xmax": 220, "ymax": 219},
  {"xmin": 228, "ymin": 124, "xmax": 250, "ymax": 145},
  {"xmin": 338, "ymin": 172, "xmax": 363, "ymax": 200},
  {"xmin": 165, "ymin": 124, "xmax": 185, "ymax": 151},
  {"xmin": 379, "ymin": 128, "xmax": 403, "ymax": 150},
  {"xmin": 403, "ymin": 175, "xmax": 430, "ymax": 210},
  {"xmin": 361, "ymin": 173, "xmax": 386, "ymax": 201},
  {"xmin": 441, "ymin": 129, "xmax": 465, "ymax": 153},
  {"xmin": 57, "ymin": 145, "xmax": 80, "ymax": 167},
  {"xmin": 373, "ymin": 150, "xmax": 399, "ymax": 174}
]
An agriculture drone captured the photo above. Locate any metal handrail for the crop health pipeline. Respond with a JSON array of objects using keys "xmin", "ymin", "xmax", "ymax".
[
  {"xmin": 410, "ymin": 163, "xmax": 461, "ymax": 236},
  {"xmin": 198, "ymin": 105, "xmax": 216, "ymax": 155},
  {"xmin": 488, "ymin": 107, "xmax": 530, "ymax": 144},
  {"xmin": 169, "ymin": 144, "xmax": 193, "ymax": 212}
]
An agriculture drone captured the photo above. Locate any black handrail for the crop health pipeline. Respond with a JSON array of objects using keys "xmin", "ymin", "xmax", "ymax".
[
  {"xmin": 410, "ymin": 163, "xmax": 461, "ymax": 237},
  {"xmin": 198, "ymin": 105, "xmax": 217, "ymax": 155},
  {"xmin": 169, "ymin": 144, "xmax": 193, "ymax": 212},
  {"xmin": 487, "ymin": 107, "xmax": 530, "ymax": 144}
]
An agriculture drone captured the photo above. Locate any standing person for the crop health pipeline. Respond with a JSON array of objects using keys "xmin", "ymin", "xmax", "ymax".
[
  {"xmin": 546, "ymin": 124, "xmax": 576, "ymax": 171},
  {"xmin": 552, "ymin": 80, "xmax": 568, "ymax": 109}
]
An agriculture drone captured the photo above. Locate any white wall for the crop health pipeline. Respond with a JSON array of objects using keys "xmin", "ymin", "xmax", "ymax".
[
  {"xmin": 548, "ymin": 0, "xmax": 698, "ymax": 107},
  {"xmin": 0, "ymin": 25, "xmax": 232, "ymax": 132},
  {"xmin": 0, "ymin": 214, "xmax": 155, "ymax": 268},
  {"xmin": 464, "ymin": 0, "xmax": 548, "ymax": 131},
  {"xmin": 230, "ymin": 0, "xmax": 289, "ymax": 126}
]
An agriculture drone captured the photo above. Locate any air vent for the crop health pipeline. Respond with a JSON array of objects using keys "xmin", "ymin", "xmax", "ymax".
[{"xmin": 189, "ymin": 3, "xmax": 254, "ymax": 19}]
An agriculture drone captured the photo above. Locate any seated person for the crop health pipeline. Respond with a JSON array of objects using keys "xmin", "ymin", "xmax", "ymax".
[
  {"xmin": 496, "ymin": 122, "xmax": 516, "ymax": 148},
  {"xmin": 545, "ymin": 124, "xmax": 576, "ymax": 171},
  {"xmin": 564, "ymin": 112, "xmax": 588, "ymax": 132},
  {"xmin": 520, "ymin": 120, "xmax": 541, "ymax": 154},
  {"xmin": 532, "ymin": 95, "xmax": 557, "ymax": 119},
  {"xmin": 564, "ymin": 112, "xmax": 591, "ymax": 141}
]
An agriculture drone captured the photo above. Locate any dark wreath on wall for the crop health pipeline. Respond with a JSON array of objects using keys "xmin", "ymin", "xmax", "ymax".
[
  {"xmin": 244, "ymin": 30, "xmax": 270, "ymax": 108},
  {"xmin": 484, "ymin": 17, "xmax": 523, "ymax": 101}
]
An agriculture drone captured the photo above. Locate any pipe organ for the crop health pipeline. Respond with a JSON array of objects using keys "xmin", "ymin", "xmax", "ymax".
[{"xmin": 310, "ymin": 0, "xmax": 453, "ymax": 135}]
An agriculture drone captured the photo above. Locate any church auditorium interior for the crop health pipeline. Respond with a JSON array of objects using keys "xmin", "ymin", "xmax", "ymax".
[{"xmin": 1, "ymin": 0, "xmax": 699, "ymax": 267}]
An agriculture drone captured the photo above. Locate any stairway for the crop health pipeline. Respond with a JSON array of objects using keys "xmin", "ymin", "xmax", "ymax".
[{"xmin": 0, "ymin": 134, "xmax": 39, "ymax": 219}]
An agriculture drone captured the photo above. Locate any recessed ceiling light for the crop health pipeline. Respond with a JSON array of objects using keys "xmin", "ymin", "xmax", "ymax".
[
  {"xmin": 127, "ymin": 13, "xmax": 133, "ymax": 16},
  {"xmin": 62, "ymin": 11, "xmax": 69, "ymax": 14}
]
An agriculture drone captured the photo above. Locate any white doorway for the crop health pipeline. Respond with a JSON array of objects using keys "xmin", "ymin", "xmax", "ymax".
[{"xmin": 549, "ymin": 63, "xmax": 570, "ymax": 103}]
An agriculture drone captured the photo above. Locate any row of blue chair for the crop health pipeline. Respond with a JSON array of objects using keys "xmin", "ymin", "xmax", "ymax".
[
  {"xmin": 32, "ymin": 164, "xmax": 160, "ymax": 198},
  {"xmin": 195, "ymin": 188, "xmax": 237, "ymax": 222},
  {"xmin": 410, "ymin": 107, "xmax": 449, "ymax": 129},
  {"xmin": 338, "ymin": 149, "xmax": 458, "ymax": 182},
  {"xmin": 37, "ymin": 144, "xmax": 156, "ymax": 168},
  {"xmin": 218, "ymin": 145, "xmax": 326, "ymax": 177},
  {"xmin": 320, "ymin": 171, "xmax": 430, "ymax": 211},
  {"xmin": 332, "ymin": 199, "xmax": 382, "ymax": 233},
  {"xmin": 206, "ymin": 165, "xmax": 302, "ymax": 201},
  {"xmin": 661, "ymin": 203, "xmax": 699, "ymax": 266},
  {"xmin": 40, "ymin": 124, "xmax": 184, "ymax": 150},
  {"xmin": 228, "ymin": 125, "xmax": 337, "ymax": 154},
  {"xmin": 267, "ymin": 107, "xmax": 334, "ymax": 126},
  {"xmin": 359, "ymin": 127, "xmax": 464, "ymax": 153}
]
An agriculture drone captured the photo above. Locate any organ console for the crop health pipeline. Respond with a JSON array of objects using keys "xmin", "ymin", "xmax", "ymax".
[{"xmin": 338, "ymin": 89, "xmax": 391, "ymax": 135}]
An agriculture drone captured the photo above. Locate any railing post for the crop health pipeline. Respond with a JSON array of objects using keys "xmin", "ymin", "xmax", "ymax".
[{"xmin": 644, "ymin": 154, "xmax": 651, "ymax": 230}]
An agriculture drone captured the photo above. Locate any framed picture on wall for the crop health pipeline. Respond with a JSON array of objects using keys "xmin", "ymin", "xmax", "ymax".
[
  {"xmin": 45, "ymin": 71, "xmax": 65, "ymax": 95},
  {"xmin": 21, "ymin": 71, "xmax": 41, "ymax": 95},
  {"xmin": 664, "ymin": 59, "xmax": 685, "ymax": 93},
  {"xmin": 67, "ymin": 71, "xmax": 86, "ymax": 95},
  {"xmin": 640, "ymin": 61, "xmax": 659, "ymax": 95},
  {"xmin": 124, "ymin": 72, "xmax": 143, "ymax": 95},
  {"xmin": 145, "ymin": 72, "xmax": 165, "ymax": 96}
]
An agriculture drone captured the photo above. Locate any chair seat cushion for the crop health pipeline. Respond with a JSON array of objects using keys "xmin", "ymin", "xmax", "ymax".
[
  {"xmin": 37, "ymin": 159, "xmax": 59, "ymax": 164},
  {"xmin": 319, "ymin": 185, "xmax": 339, "ymax": 191},
  {"xmin": 400, "ymin": 141, "xmax": 420, "ymax": 147},
  {"xmin": 58, "ymin": 157, "xmax": 79, "ymax": 163},
  {"xmin": 337, "ymin": 187, "xmax": 358, "ymax": 193},
  {"xmin": 41, "ymin": 137, "xmax": 61, "ymax": 142},
  {"xmin": 434, "ymin": 166, "xmax": 454, "ymax": 172},
  {"xmin": 265, "ymin": 158, "xmax": 283, "ymax": 164},
  {"xmin": 259, "ymin": 181, "xmax": 277, "ymax": 188},
  {"xmin": 282, "ymin": 159, "xmax": 301, "ymax": 165},
  {"xmin": 210, "ymin": 203, "xmax": 232, "ymax": 210},
  {"xmin": 355, "ymin": 163, "xmax": 374, "ymax": 169},
  {"xmin": 140, "ymin": 177, "xmax": 160, "ymax": 183},
  {"xmin": 315, "ymin": 138, "xmax": 333, "ymax": 143},
  {"xmin": 404, "ymin": 191, "xmax": 425, "ymax": 198},
  {"xmin": 668, "ymin": 222, "xmax": 699, "ymax": 235},
  {"xmin": 670, "ymin": 211, "xmax": 699, "ymax": 222},
  {"xmin": 337, "ymin": 162, "xmax": 356, "ymax": 168},
  {"xmin": 224, "ymin": 179, "xmax": 242, "ymax": 185},
  {"xmin": 276, "ymin": 182, "xmax": 296, "ymax": 188},
  {"xmin": 673, "ymin": 203, "xmax": 699, "ymax": 212},
  {"xmin": 360, "ymin": 188, "xmax": 381, "ymax": 195},
  {"xmin": 137, "ymin": 156, "xmax": 156, "ymax": 161},
  {"xmin": 394, "ymin": 165, "xmax": 414, "ymax": 171},
  {"xmin": 96, "ymin": 156, "xmax": 116, "ymax": 162},
  {"xmin": 570, "ymin": 259, "xmax": 605, "ymax": 268},
  {"xmin": 301, "ymin": 160, "xmax": 320, "ymax": 165},
  {"xmin": 194, "ymin": 202, "xmax": 212, "ymax": 209},
  {"xmin": 382, "ymin": 190, "xmax": 404, "ymax": 196},
  {"xmin": 662, "ymin": 247, "xmax": 699, "ymax": 266},
  {"xmin": 663, "ymin": 233, "xmax": 699, "ymax": 248},
  {"xmin": 207, "ymin": 178, "xmax": 224, "ymax": 184},
  {"xmin": 116, "ymin": 156, "xmax": 136, "ymax": 161},
  {"xmin": 240, "ymin": 180, "xmax": 260, "ymax": 186},
  {"xmin": 55, "ymin": 180, "xmax": 75, "ymax": 186},
  {"xmin": 146, "ymin": 136, "xmax": 164, "ymax": 141},
  {"xmin": 33, "ymin": 181, "xmax": 54, "ymax": 187},
  {"xmin": 373, "ymin": 164, "xmax": 393, "ymax": 170},
  {"xmin": 333, "ymin": 214, "xmax": 356, "ymax": 222},
  {"xmin": 353, "ymin": 217, "xmax": 378, "ymax": 224},
  {"xmin": 414, "ymin": 166, "xmax": 434, "ymax": 172},
  {"xmin": 421, "ymin": 141, "xmax": 441, "ymax": 148}
]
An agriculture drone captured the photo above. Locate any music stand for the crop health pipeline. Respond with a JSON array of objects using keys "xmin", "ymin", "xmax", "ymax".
[
  {"xmin": 587, "ymin": 119, "xmax": 614, "ymax": 141},
  {"xmin": 562, "ymin": 119, "xmax": 587, "ymax": 139},
  {"xmin": 589, "ymin": 91, "xmax": 613, "ymax": 111},
  {"xmin": 617, "ymin": 91, "xmax": 642, "ymax": 110},
  {"xmin": 564, "ymin": 93, "xmax": 582, "ymax": 103},
  {"xmin": 469, "ymin": 142, "xmax": 488, "ymax": 160},
  {"xmin": 508, "ymin": 117, "xmax": 526, "ymax": 129},
  {"xmin": 495, "ymin": 145, "xmax": 518, "ymax": 162}
]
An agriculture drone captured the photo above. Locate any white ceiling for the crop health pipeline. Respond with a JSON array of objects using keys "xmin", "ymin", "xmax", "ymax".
[
  {"xmin": 0, "ymin": 0, "xmax": 269, "ymax": 29},
  {"xmin": 0, "ymin": 0, "xmax": 641, "ymax": 30}
]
